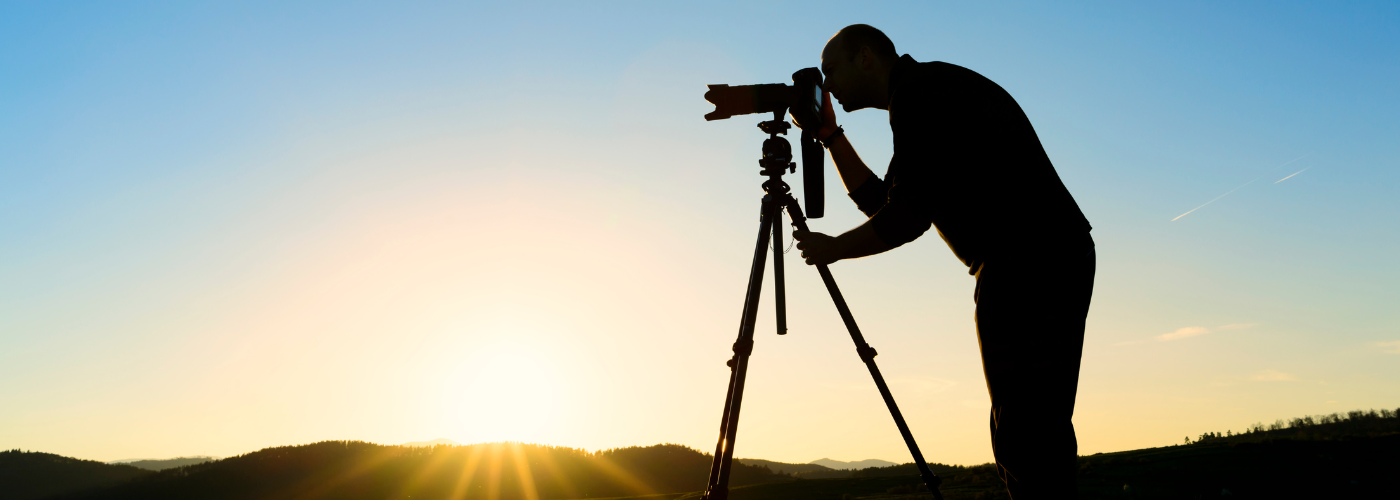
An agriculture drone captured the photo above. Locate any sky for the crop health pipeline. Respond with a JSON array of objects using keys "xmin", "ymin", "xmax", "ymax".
[{"xmin": 2, "ymin": 1, "xmax": 1397, "ymax": 466}]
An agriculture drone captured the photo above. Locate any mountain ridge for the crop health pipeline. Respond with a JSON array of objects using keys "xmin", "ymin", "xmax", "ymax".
[
  {"xmin": 808, "ymin": 458, "xmax": 898, "ymax": 470},
  {"xmin": 106, "ymin": 457, "xmax": 219, "ymax": 471}
]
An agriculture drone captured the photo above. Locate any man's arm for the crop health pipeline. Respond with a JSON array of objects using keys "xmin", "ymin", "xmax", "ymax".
[
  {"xmin": 788, "ymin": 92, "xmax": 895, "ymax": 266},
  {"xmin": 795, "ymin": 125, "xmax": 897, "ymax": 265},
  {"xmin": 822, "ymin": 129, "xmax": 874, "ymax": 192},
  {"xmin": 793, "ymin": 221, "xmax": 892, "ymax": 266},
  {"xmin": 810, "ymin": 93, "xmax": 874, "ymax": 192}
]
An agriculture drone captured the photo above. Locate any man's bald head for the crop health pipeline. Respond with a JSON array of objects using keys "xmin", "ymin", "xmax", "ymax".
[
  {"xmin": 820, "ymin": 24, "xmax": 900, "ymax": 112},
  {"xmin": 825, "ymin": 24, "xmax": 899, "ymax": 64}
]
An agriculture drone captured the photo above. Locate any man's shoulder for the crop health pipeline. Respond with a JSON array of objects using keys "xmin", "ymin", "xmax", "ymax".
[
  {"xmin": 891, "ymin": 59, "xmax": 990, "ymax": 118},
  {"xmin": 894, "ymin": 58, "xmax": 1017, "ymax": 119},
  {"xmin": 902, "ymin": 58, "xmax": 993, "ymax": 89}
]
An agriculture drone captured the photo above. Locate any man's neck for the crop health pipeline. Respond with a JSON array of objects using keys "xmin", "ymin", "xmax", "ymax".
[{"xmin": 871, "ymin": 59, "xmax": 896, "ymax": 110}]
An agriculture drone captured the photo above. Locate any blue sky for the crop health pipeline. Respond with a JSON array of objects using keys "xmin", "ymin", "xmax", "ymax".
[{"xmin": 2, "ymin": 1, "xmax": 1397, "ymax": 465}]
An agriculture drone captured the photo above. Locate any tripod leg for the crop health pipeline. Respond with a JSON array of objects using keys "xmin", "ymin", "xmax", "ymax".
[
  {"xmin": 780, "ymin": 195, "xmax": 945, "ymax": 500},
  {"xmin": 703, "ymin": 197, "xmax": 776, "ymax": 500},
  {"xmin": 772, "ymin": 202, "xmax": 787, "ymax": 336}
]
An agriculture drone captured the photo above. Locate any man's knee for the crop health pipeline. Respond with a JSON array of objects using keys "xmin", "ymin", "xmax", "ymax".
[{"xmin": 990, "ymin": 404, "xmax": 1078, "ymax": 453}]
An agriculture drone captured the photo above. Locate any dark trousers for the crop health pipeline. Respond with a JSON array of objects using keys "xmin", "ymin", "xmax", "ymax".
[{"xmin": 973, "ymin": 246, "xmax": 1095, "ymax": 499}]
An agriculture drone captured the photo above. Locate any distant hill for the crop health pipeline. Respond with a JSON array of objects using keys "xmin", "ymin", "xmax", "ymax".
[
  {"xmin": 14, "ymin": 406, "xmax": 1398, "ymax": 500},
  {"xmin": 48, "ymin": 442, "xmax": 786, "ymax": 500},
  {"xmin": 734, "ymin": 458, "xmax": 833, "ymax": 475},
  {"xmin": 672, "ymin": 430, "xmax": 1400, "ymax": 500},
  {"xmin": 809, "ymin": 458, "xmax": 898, "ymax": 470},
  {"xmin": 110, "ymin": 456, "xmax": 218, "ymax": 471},
  {"xmin": 735, "ymin": 458, "xmax": 960, "ymax": 481},
  {"xmin": 671, "ymin": 408, "xmax": 1400, "ymax": 499},
  {"xmin": 0, "ymin": 450, "xmax": 150, "ymax": 500},
  {"xmin": 401, "ymin": 438, "xmax": 461, "ymax": 447}
]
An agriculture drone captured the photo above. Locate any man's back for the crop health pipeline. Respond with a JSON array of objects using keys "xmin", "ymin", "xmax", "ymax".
[{"xmin": 858, "ymin": 55, "xmax": 1091, "ymax": 271}]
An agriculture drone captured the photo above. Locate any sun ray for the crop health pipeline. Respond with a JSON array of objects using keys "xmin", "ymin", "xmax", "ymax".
[
  {"xmin": 449, "ymin": 443, "xmax": 488, "ymax": 500},
  {"xmin": 527, "ymin": 445, "xmax": 581, "ymax": 500},
  {"xmin": 508, "ymin": 443, "xmax": 542, "ymax": 500},
  {"xmin": 394, "ymin": 443, "xmax": 459, "ymax": 499},
  {"xmin": 590, "ymin": 452, "xmax": 658, "ymax": 497},
  {"xmin": 486, "ymin": 443, "xmax": 505, "ymax": 500}
]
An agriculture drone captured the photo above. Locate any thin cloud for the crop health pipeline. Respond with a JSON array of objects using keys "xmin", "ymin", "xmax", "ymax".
[
  {"xmin": 1251, "ymin": 369, "xmax": 1298, "ymax": 382},
  {"xmin": 1275, "ymin": 167, "xmax": 1310, "ymax": 184},
  {"xmin": 1172, "ymin": 178, "xmax": 1259, "ymax": 221},
  {"xmin": 1158, "ymin": 326, "xmax": 1209, "ymax": 341},
  {"xmin": 1119, "ymin": 324, "xmax": 1250, "ymax": 345},
  {"xmin": 1216, "ymin": 323, "xmax": 1258, "ymax": 330},
  {"xmin": 1377, "ymin": 341, "xmax": 1400, "ymax": 354}
]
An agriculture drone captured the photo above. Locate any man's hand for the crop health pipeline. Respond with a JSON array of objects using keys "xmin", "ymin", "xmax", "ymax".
[
  {"xmin": 793, "ymin": 228, "xmax": 846, "ymax": 266},
  {"xmin": 790, "ymin": 91, "xmax": 839, "ymax": 141},
  {"xmin": 793, "ymin": 222, "xmax": 897, "ymax": 266}
]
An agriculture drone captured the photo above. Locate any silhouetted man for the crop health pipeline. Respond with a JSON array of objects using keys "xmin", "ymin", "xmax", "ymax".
[{"xmin": 791, "ymin": 25, "xmax": 1094, "ymax": 499}]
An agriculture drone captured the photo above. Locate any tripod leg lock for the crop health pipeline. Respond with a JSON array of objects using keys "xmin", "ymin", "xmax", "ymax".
[
  {"xmin": 856, "ymin": 343, "xmax": 878, "ymax": 362},
  {"xmin": 732, "ymin": 339, "xmax": 754, "ymax": 357}
]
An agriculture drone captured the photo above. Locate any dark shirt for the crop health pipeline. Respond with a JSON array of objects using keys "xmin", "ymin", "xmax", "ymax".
[{"xmin": 849, "ymin": 55, "xmax": 1092, "ymax": 274}]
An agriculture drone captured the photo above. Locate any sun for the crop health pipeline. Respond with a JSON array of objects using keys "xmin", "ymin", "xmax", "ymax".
[{"xmin": 445, "ymin": 340, "xmax": 566, "ymax": 443}]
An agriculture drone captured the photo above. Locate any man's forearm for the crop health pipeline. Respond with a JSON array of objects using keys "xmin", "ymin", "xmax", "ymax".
[
  {"xmin": 837, "ymin": 220, "xmax": 894, "ymax": 260},
  {"xmin": 793, "ymin": 219, "xmax": 894, "ymax": 266},
  {"xmin": 823, "ymin": 130, "xmax": 873, "ymax": 192}
]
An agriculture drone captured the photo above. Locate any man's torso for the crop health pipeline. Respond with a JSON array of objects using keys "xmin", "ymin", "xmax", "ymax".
[{"xmin": 882, "ymin": 56, "xmax": 1092, "ymax": 270}]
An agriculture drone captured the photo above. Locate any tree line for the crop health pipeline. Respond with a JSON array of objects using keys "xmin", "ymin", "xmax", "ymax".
[
  {"xmin": 48, "ymin": 441, "xmax": 787, "ymax": 500},
  {"xmin": 1183, "ymin": 407, "xmax": 1399, "ymax": 445}
]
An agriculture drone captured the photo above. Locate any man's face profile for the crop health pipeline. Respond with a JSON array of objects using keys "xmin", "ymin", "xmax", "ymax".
[
  {"xmin": 820, "ymin": 35, "xmax": 874, "ymax": 112},
  {"xmin": 820, "ymin": 39, "xmax": 854, "ymax": 111}
]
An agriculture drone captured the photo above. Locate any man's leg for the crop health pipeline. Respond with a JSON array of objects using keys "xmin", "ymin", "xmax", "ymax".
[{"xmin": 974, "ymin": 248, "xmax": 1095, "ymax": 499}]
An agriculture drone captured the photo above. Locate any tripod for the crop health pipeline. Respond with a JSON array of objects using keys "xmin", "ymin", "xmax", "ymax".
[{"xmin": 701, "ymin": 112, "xmax": 944, "ymax": 500}]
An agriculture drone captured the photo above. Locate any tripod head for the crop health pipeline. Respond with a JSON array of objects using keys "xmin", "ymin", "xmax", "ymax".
[
  {"xmin": 752, "ymin": 111, "xmax": 824, "ymax": 218},
  {"xmin": 758, "ymin": 113, "xmax": 795, "ymax": 179}
]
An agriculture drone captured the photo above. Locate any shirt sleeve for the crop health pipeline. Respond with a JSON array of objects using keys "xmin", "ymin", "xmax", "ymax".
[
  {"xmin": 866, "ymin": 104, "xmax": 938, "ymax": 248},
  {"xmin": 868, "ymin": 173, "xmax": 934, "ymax": 248},
  {"xmin": 847, "ymin": 174, "xmax": 890, "ymax": 217}
]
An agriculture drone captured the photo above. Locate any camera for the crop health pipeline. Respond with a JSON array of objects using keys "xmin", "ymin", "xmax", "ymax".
[
  {"xmin": 704, "ymin": 68, "xmax": 825, "ymax": 218},
  {"xmin": 703, "ymin": 68, "xmax": 824, "ymax": 126}
]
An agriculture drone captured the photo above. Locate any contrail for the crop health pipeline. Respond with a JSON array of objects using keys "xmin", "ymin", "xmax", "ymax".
[
  {"xmin": 1171, "ymin": 153, "xmax": 1312, "ymax": 221},
  {"xmin": 1275, "ymin": 167, "xmax": 1309, "ymax": 184},
  {"xmin": 1171, "ymin": 177, "xmax": 1260, "ymax": 221},
  {"xmin": 1271, "ymin": 153, "xmax": 1312, "ymax": 183},
  {"xmin": 1274, "ymin": 152, "xmax": 1311, "ymax": 170}
]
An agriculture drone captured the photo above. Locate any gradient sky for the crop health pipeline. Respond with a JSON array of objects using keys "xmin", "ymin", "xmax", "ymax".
[{"xmin": 3, "ymin": 1, "xmax": 1397, "ymax": 466}]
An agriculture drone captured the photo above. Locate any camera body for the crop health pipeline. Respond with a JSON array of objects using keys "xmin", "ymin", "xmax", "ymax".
[{"xmin": 703, "ymin": 68, "xmax": 825, "ymax": 218}]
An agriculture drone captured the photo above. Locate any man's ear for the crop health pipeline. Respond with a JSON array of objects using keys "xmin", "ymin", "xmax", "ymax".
[{"xmin": 858, "ymin": 45, "xmax": 880, "ymax": 71}]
